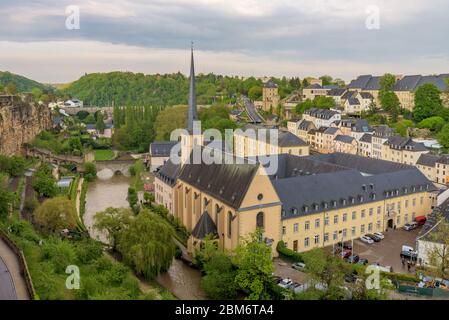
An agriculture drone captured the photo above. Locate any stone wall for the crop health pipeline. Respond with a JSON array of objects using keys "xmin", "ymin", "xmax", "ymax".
[{"xmin": 0, "ymin": 95, "xmax": 51, "ymax": 156}]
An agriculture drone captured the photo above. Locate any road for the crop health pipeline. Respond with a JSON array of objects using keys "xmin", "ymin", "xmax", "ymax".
[
  {"xmin": 242, "ymin": 96, "xmax": 264, "ymax": 124},
  {"xmin": 0, "ymin": 238, "xmax": 30, "ymax": 300}
]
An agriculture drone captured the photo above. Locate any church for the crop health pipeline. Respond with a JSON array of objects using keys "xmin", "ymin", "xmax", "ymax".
[{"xmin": 153, "ymin": 48, "xmax": 435, "ymax": 257}]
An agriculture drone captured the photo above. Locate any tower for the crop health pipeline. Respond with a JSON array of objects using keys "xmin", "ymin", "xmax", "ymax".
[{"xmin": 181, "ymin": 44, "xmax": 203, "ymax": 163}]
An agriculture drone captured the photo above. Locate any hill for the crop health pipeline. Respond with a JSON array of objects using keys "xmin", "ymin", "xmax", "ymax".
[
  {"xmin": 62, "ymin": 71, "xmax": 301, "ymax": 107},
  {"xmin": 0, "ymin": 71, "xmax": 48, "ymax": 92}
]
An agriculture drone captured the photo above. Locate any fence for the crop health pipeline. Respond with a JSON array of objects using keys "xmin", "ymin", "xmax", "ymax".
[
  {"xmin": 398, "ymin": 284, "xmax": 449, "ymax": 297},
  {"xmin": 0, "ymin": 228, "xmax": 36, "ymax": 299}
]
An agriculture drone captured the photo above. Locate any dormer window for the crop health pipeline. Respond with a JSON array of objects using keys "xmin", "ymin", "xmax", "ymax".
[
  {"xmin": 313, "ymin": 203, "xmax": 319, "ymax": 210},
  {"xmin": 291, "ymin": 207, "xmax": 298, "ymax": 215},
  {"xmin": 303, "ymin": 206, "xmax": 309, "ymax": 213},
  {"xmin": 362, "ymin": 184, "xmax": 367, "ymax": 191}
]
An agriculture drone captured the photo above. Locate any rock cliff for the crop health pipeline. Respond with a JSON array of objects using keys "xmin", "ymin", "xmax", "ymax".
[{"xmin": 0, "ymin": 95, "xmax": 51, "ymax": 156}]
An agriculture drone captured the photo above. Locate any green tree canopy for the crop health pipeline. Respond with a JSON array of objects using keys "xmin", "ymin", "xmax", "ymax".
[
  {"xmin": 379, "ymin": 73, "xmax": 397, "ymax": 91},
  {"xmin": 232, "ymin": 229, "xmax": 274, "ymax": 300},
  {"xmin": 34, "ymin": 196, "xmax": 78, "ymax": 234},
  {"xmin": 248, "ymin": 86, "xmax": 262, "ymax": 101},
  {"xmin": 418, "ymin": 116, "xmax": 445, "ymax": 132},
  {"xmin": 413, "ymin": 84, "xmax": 443, "ymax": 122},
  {"xmin": 94, "ymin": 207, "xmax": 133, "ymax": 249}
]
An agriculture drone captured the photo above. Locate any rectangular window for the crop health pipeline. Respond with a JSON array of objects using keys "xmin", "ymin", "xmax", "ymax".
[
  {"xmin": 315, "ymin": 219, "xmax": 320, "ymax": 228},
  {"xmin": 351, "ymin": 226, "xmax": 356, "ymax": 236},
  {"xmin": 361, "ymin": 224, "xmax": 365, "ymax": 233},
  {"xmin": 405, "ymin": 200, "xmax": 409, "ymax": 208},
  {"xmin": 282, "ymin": 226, "xmax": 286, "ymax": 235},
  {"xmin": 412, "ymin": 198, "xmax": 416, "ymax": 206},
  {"xmin": 343, "ymin": 213, "xmax": 347, "ymax": 222},
  {"xmin": 368, "ymin": 223, "xmax": 373, "ymax": 231},
  {"xmin": 314, "ymin": 235, "xmax": 320, "ymax": 244},
  {"xmin": 352, "ymin": 211, "xmax": 356, "ymax": 220},
  {"xmin": 334, "ymin": 215, "xmax": 338, "ymax": 224},
  {"xmin": 333, "ymin": 231, "xmax": 338, "ymax": 241},
  {"xmin": 305, "ymin": 221, "xmax": 310, "ymax": 230},
  {"xmin": 324, "ymin": 233, "xmax": 329, "ymax": 242},
  {"xmin": 377, "ymin": 206, "xmax": 381, "ymax": 215},
  {"xmin": 397, "ymin": 215, "xmax": 401, "ymax": 224},
  {"xmin": 342, "ymin": 229, "xmax": 347, "ymax": 238},
  {"xmin": 377, "ymin": 220, "xmax": 381, "ymax": 230},
  {"xmin": 324, "ymin": 216, "xmax": 329, "ymax": 226},
  {"xmin": 304, "ymin": 237, "xmax": 310, "ymax": 247},
  {"xmin": 361, "ymin": 210, "xmax": 366, "ymax": 218},
  {"xmin": 293, "ymin": 223, "xmax": 299, "ymax": 233},
  {"xmin": 369, "ymin": 208, "xmax": 373, "ymax": 216}
]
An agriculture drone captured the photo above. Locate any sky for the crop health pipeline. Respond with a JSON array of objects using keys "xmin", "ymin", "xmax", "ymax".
[{"xmin": 0, "ymin": 0, "xmax": 448, "ymax": 83}]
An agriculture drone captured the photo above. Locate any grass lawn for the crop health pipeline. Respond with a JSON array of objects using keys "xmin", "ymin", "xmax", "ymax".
[{"xmin": 94, "ymin": 149, "xmax": 115, "ymax": 161}]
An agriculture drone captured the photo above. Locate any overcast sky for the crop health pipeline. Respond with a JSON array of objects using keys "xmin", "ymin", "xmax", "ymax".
[{"xmin": 0, "ymin": 0, "xmax": 448, "ymax": 83}]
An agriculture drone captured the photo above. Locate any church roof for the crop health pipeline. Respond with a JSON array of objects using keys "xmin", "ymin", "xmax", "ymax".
[{"xmin": 191, "ymin": 210, "xmax": 218, "ymax": 239}]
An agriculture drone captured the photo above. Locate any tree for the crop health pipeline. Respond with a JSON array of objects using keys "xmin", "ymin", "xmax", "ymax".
[
  {"xmin": 202, "ymin": 252, "xmax": 238, "ymax": 299},
  {"xmin": 427, "ymin": 213, "xmax": 449, "ymax": 278},
  {"xmin": 319, "ymin": 75, "xmax": 333, "ymax": 86},
  {"xmin": 116, "ymin": 209, "xmax": 175, "ymax": 279},
  {"xmin": 295, "ymin": 99, "xmax": 315, "ymax": 114},
  {"xmin": 379, "ymin": 91, "xmax": 400, "ymax": 122},
  {"xmin": 302, "ymin": 249, "xmax": 349, "ymax": 300},
  {"xmin": 438, "ymin": 124, "xmax": 449, "ymax": 148},
  {"xmin": 418, "ymin": 116, "xmax": 445, "ymax": 132},
  {"xmin": 34, "ymin": 197, "xmax": 78, "ymax": 234},
  {"xmin": 393, "ymin": 119, "xmax": 414, "ymax": 137},
  {"xmin": 379, "ymin": 73, "xmax": 396, "ymax": 91},
  {"xmin": 127, "ymin": 187, "xmax": 138, "ymax": 209},
  {"xmin": 84, "ymin": 162, "xmax": 97, "ymax": 182},
  {"xmin": 143, "ymin": 192, "xmax": 154, "ymax": 205},
  {"xmin": 5, "ymin": 83, "xmax": 17, "ymax": 95},
  {"xmin": 96, "ymin": 116, "xmax": 106, "ymax": 134},
  {"xmin": 414, "ymin": 84, "xmax": 443, "ymax": 122},
  {"xmin": 232, "ymin": 229, "xmax": 274, "ymax": 300},
  {"xmin": 94, "ymin": 207, "xmax": 133, "ymax": 249},
  {"xmin": 0, "ymin": 185, "xmax": 13, "ymax": 218},
  {"xmin": 313, "ymin": 96, "xmax": 335, "ymax": 109},
  {"xmin": 248, "ymin": 86, "xmax": 262, "ymax": 101},
  {"xmin": 32, "ymin": 170, "xmax": 57, "ymax": 198}
]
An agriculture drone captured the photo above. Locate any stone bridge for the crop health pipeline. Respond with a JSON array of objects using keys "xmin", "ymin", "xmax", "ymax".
[
  {"xmin": 25, "ymin": 146, "xmax": 86, "ymax": 168},
  {"xmin": 61, "ymin": 106, "xmax": 113, "ymax": 117},
  {"xmin": 95, "ymin": 159, "xmax": 136, "ymax": 176}
]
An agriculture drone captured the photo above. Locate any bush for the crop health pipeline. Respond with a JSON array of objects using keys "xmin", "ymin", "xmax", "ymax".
[
  {"xmin": 276, "ymin": 241, "xmax": 304, "ymax": 263},
  {"xmin": 42, "ymin": 241, "xmax": 77, "ymax": 273}
]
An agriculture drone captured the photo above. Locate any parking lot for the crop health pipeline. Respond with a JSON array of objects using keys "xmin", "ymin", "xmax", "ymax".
[{"xmin": 352, "ymin": 227, "xmax": 421, "ymax": 274}]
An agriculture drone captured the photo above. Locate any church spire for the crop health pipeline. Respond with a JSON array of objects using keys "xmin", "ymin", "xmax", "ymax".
[{"xmin": 187, "ymin": 43, "xmax": 198, "ymax": 131}]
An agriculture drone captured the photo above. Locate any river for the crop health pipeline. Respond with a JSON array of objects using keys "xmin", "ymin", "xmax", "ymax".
[{"xmin": 84, "ymin": 170, "xmax": 205, "ymax": 300}]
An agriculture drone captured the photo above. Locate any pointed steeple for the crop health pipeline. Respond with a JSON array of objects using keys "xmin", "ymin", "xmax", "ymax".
[{"xmin": 187, "ymin": 43, "xmax": 198, "ymax": 131}]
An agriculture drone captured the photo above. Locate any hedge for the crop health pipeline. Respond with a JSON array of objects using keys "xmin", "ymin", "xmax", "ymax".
[{"xmin": 276, "ymin": 241, "xmax": 304, "ymax": 263}]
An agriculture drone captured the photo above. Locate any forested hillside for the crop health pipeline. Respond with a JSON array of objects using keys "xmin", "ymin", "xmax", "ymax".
[
  {"xmin": 63, "ymin": 72, "xmax": 303, "ymax": 107},
  {"xmin": 0, "ymin": 71, "xmax": 48, "ymax": 92}
]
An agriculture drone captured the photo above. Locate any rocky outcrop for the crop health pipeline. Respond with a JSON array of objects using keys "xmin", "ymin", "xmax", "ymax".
[{"xmin": 0, "ymin": 95, "xmax": 51, "ymax": 156}]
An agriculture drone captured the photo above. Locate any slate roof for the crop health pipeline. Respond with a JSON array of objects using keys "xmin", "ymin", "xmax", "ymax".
[
  {"xmin": 307, "ymin": 152, "xmax": 414, "ymax": 174},
  {"xmin": 178, "ymin": 150, "xmax": 260, "ymax": 209},
  {"xmin": 278, "ymin": 131, "xmax": 308, "ymax": 147},
  {"xmin": 304, "ymin": 108, "xmax": 339, "ymax": 119},
  {"xmin": 305, "ymin": 83, "xmax": 323, "ymax": 89},
  {"xmin": 373, "ymin": 125, "xmax": 395, "ymax": 138},
  {"xmin": 348, "ymin": 75, "xmax": 381, "ymax": 90},
  {"xmin": 359, "ymin": 134, "xmax": 373, "ymax": 143},
  {"xmin": 327, "ymin": 88, "xmax": 347, "ymax": 97},
  {"xmin": 149, "ymin": 141, "xmax": 178, "ymax": 157},
  {"xmin": 334, "ymin": 135, "xmax": 355, "ymax": 144},
  {"xmin": 191, "ymin": 210, "xmax": 218, "ymax": 239},
  {"xmin": 298, "ymin": 120, "xmax": 314, "ymax": 131},
  {"xmin": 360, "ymin": 92, "xmax": 374, "ymax": 99},
  {"xmin": 264, "ymin": 79, "xmax": 278, "ymax": 88},
  {"xmin": 348, "ymin": 97, "xmax": 360, "ymax": 105},
  {"xmin": 154, "ymin": 159, "xmax": 181, "ymax": 187},
  {"xmin": 274, "ymin": 167, "xmax": 435, "ymax": 220},
  {"xmin": 384, "ymin": 136, "xmax": 427, "ymax": 152},
  {"xmin": 418, "ymin": 197, "xmax": 449, "ymax": 242},
  {"xmin": 417, "ymin": 153, "xmax": 441, "ymax": 167},
  {"xmin": 394, "ymin": 74, "xmax": 449, "ymax": 92},
  {"xmin": 324, "ymin": 127, "xmax": 339, "ymax": 135},
  {"xmin": 352, "ymin": 119, "xmax": 372, "ymax": 133}
]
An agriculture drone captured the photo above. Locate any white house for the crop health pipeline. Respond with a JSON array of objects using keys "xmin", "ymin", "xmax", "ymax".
[{"xmin": 64, "ymin": 99, "xmax": 83, "ymax": 108}]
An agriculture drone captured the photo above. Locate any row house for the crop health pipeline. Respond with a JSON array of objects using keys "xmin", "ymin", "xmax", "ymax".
[
  {"xmin": 381, "ymin": 136, "xmax": 429, "ymax": 166},
  {"xmin": 302, "ymin": 84, "xmax": 339, "ymax": 100},
  {"xmin": 343, "ymin": 91, "xmax": 374, "ymax": 115},
  {"xmin": 302, "ymin": 108, "xmax": 341, "ymax": 128},
  {"xmin": 416, "ymin": 154, "xmax": 449, "ymax": 185}
]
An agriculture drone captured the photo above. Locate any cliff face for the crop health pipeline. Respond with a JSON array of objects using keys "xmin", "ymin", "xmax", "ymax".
[{"xmin": 0, "ymin": 95, "xmax": 51, "ymax": 156}]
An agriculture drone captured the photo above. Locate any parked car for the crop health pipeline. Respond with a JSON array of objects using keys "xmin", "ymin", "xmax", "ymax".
[
  {"xmin": 278, "ymin": 278, "xmax": 293, "ymax": 289},
  {"xmin": 337, "ymin": 241, "xmax": 353, "ymax": 250},
  {"xmin": 400, "ymin": 250, "xmax": 417, "ymax": 261},
  {"xmin": 340, "ymin": 249, "xmax": 352, "ymax": 259},
  {"xmin": 403, "ymin": 222, "xmax": 418, "ymax": 231},
  {"xmin": 357, "ymin": 258, "xmax": 369, "ymax": 265},
  {"xmin": 290, "ymin": 282, "xmax": 308, "ymax": 294},
  {"xmin": 373, "ymin": 232, "xmax": 385, "ymax": 239},
  {"xmin": 346, "ymin": 255, "xmax": 360, "ymax": 264},
  {"xmin": 360, "ymin": 236, "xmax": 374, "ymax": 244},
  {"xmin": 415, "ymin": 216, "xmax": 427, "ymax": 226},
  {"xmin": 292, "ymin": 262, "xmax": 306, "ymax": 271},
  {"xmin": 366, "ymin": 234, "xmax": 382, "ymax": 242},
  {"xmin": 272, "ymin": 275, "xmax": 283, "ymax": 284}
]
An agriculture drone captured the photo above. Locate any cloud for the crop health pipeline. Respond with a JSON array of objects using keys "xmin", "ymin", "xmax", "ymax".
[{"xmin": 0, "ymin": 0, "xmax": 448, "ymax": 82}]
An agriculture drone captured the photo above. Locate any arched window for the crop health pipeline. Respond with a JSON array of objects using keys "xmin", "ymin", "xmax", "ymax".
[
  {"xmin": 256, "ymin": 212, "xmax": 264, "ymax": 229},
  {"xmin": 215, "ymin": 204, "xmax": 220, "ymax": 231},
  {"xmin": 227, "ymin": 212, "xmax": 233, "ymax": 238}
]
